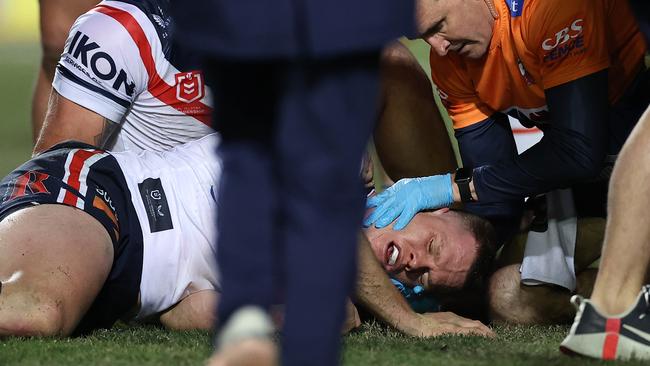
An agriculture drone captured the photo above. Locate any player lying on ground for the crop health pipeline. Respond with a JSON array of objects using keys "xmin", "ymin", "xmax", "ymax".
[
  {"xmin": 0, "ymin": 134, "xmax": 494, "ymax": 337},
  {"xmin": 18, "ymin": 2, "xmax": 494, "ymax": 337}
]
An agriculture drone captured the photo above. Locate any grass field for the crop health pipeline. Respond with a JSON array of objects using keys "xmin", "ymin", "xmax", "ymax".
[
  {"xmin": 1, "ymin": 321, "xmax": 648, "ymax": 366},
  {"xmin": 0, "ymin": 42, "xmax": 645, "ymax": 365},
  {"xmin": 0, "ymin": 43, "xmax": 38, "ymax": 176}
]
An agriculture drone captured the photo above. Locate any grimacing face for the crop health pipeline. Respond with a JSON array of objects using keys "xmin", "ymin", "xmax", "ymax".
[
  {"xmin": 416, "ymin": 0, "xmax": 496, "ymax": 59},
  {"xmin": 364, "ymin": 208, "xmax": 479, "ymax": 291}
]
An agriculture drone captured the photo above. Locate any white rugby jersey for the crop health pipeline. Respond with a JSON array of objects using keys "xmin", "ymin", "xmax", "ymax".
[
  {"xmin": 53, "ymin": 0, "xmax": 214, "ymax": 152},
  {"xmin": 112, "ymin": 134, "xmax": 221, "ymax": 319}
]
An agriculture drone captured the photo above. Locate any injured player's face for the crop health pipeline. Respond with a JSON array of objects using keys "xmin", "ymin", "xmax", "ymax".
[{"xmin": 364, "ymin": 208, "xmax": 479, "ymax": 291}]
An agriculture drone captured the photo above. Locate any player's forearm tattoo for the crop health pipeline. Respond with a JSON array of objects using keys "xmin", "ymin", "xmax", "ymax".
[{"xmin": 93, "ymin": 118, "xmax": 119, "ymax": 148}]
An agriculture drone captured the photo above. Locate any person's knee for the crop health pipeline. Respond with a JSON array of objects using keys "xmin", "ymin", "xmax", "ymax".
[
  {"xmin": 488, "ymin": 264, "xmax": 574, "ymax": 325},
  {"xmin": 0, "ymin": 292, "xmax": 67, "ymax": 337},
  {"xmin": 488, "ymin": 264, "xmax": 525, "ymax": 323}
]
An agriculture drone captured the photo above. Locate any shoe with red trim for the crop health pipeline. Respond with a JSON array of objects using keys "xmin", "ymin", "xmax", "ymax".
[{"xmin": 560, "ymin": 285, "xmax": 650, "ymax": 360}]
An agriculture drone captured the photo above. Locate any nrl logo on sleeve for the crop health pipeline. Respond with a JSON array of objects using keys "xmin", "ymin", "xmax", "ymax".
[{"xmin": 175, "ymin": 71, "xmax": 205, "ymax": 103}]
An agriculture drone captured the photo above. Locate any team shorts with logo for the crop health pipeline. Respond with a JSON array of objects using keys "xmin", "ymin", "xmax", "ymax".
[{"xmin": 0, "ymin": 141, "xmax": 143, "ymax": 336}]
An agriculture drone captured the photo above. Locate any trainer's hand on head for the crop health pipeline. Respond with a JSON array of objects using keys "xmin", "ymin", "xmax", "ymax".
[
  {"xmin": 407, "ymin": 312, "xmax": 495, "ymax": 338},
  {"xmin": 364, "ymin": 174, "xmax": 454, "ymax": 230}
]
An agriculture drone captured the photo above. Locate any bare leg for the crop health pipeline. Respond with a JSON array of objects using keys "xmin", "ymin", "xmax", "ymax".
[
  {"xmin": 590, "ymin": 106, "xmax": 650, "ymax": 315},
  {"xmin": 489, "ymin": 265, "xmax": 575, "ymax": 324},
  {"xmin": 374, "ymin": 42, "xmax": 457, "ymax": 180},
  {"xmin": 0, "ymin": 205, "xmax": 112, "ymax": 336},
  {"xmin": 489, "ymin": 265, "xmax": 597, "ymax": 324},
  {"xmin": 33, "ymin": 0, "xmax": 98, "ymax": 142},
  {"xmin": 159, "ymin": 290, "xmax": 218, "ymax": 331}
]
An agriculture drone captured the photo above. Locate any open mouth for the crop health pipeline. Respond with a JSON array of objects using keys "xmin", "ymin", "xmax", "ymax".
[{"xmin": 385, "ymin": 242, "xmax": 400, "ymax": 267}]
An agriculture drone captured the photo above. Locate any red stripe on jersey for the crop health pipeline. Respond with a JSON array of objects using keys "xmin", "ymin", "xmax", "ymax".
[
  {"xmin": 94, "ymin": 5, "xmax": 212, "ymax": 126},
  {"xmin": 62, "ymin": 150, "xmax": 99, "ymax": 206},
  {"xmin": 512, "ymin": 127, "xmax": 542, "ymax": 135},
  {"xmin": 602, "ymin": 318, "xmax": 621, "ymax": 360}
]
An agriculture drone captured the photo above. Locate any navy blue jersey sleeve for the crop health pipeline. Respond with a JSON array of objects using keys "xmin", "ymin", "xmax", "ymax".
[
  {"xmin": 467, "ymin": 70, "xmax": 609, "ymax": 214},
  {"xmin": 454, "ymin": 113, "xmax": 524, "ymax": 222}
]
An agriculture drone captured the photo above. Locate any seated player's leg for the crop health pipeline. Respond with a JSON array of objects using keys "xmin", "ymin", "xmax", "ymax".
[
  {"xmin": 374, "ymin": 41, "xmax": 457, "ymax": 181},
  {"xmin": 0, "ymin": 204, "xmax": 112, "ymax": 336},
  {"xmin": 33, "ymin": 0, "xmax": 98, "ymax": 141},
  {"xmin": 159, "ymin": 290, "xmax": 219, "ymax": 331}
]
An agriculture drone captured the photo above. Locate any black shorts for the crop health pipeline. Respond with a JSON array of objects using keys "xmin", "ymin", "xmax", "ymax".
[{"xmin": 0, "ymin": 141, "xmax": 143, "ymax": 336}]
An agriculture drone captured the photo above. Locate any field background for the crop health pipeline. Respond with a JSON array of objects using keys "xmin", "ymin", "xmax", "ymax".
[
  {"xmin": 0, "ymin": 2, "xmax": 643, "ymax": 365},
  {"xmin": 0, "ymin": 0, "xmax": 39, "ymax": 176}
]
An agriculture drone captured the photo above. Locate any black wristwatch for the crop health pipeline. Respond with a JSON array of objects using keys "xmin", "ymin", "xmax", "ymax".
[{"xmin": 454, "ymin": 167, "xmax": 475, "ymax": 203}]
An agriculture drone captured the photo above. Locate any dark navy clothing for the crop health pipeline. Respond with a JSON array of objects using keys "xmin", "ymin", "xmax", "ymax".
[
  {"xmin": 0, "ymin": 142, "xmax": 143, "ymax": 336},
  {"xmin": 208, "ymin": 55, "xmax": 380, "ymax": 366},
  {"xmin": 460, "ymin": 66, "xmax": 650, "ymax": 231},
  {"xmin": 172, "ymin": 3, "xmax": 413, "ymax": 363},
  {"xmin": 629, "ymin": 0, "xmax": 650, "ymax": 45},
  {"xmin": 171, "ymin": 0, "xmax": 414, "ymax": 59}
]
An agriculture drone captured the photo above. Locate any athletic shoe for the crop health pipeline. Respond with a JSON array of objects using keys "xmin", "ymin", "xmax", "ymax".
[{"xmin": 560, "ymin": 285, "xmax": 650, "ymax": 360}]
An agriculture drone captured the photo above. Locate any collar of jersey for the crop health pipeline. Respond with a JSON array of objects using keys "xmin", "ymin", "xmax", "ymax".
[{"xmin": 487, "ymin": 0, "xmax": 509, "ymax": 52}]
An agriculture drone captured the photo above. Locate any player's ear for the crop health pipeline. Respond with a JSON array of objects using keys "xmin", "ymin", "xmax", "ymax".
[{"xmin": 431, "ymin": 207, "xmax": 450, "ymax": 215}]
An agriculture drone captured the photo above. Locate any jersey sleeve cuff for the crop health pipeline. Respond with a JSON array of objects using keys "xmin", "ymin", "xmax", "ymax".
[
  {"xmin": 541, "ymin": 61, "xmax": 610, "ymax": 90},
  {"xmin": 53, "ymin": 66, "xmax": 129, "ymax": 124}
]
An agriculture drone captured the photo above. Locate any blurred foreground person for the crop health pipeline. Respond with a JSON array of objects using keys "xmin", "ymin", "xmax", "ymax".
[
  {"xmin": 560, "ymin": 1, "xmax": 650, "ymax": 359},
  {"xmin": 32, "ymin": 0, "xmax": 98, "ymax": 142},
  {"xmin": 171, "ymin": 1, "xmax": 414, "ymax": 365}
]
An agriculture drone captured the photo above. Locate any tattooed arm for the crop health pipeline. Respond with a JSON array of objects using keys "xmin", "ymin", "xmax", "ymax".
[{"xmin": 33, "ymin": 91, "xmax": 121, "ymax": 154}]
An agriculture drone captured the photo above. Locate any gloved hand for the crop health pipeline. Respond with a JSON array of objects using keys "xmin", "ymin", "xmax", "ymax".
[{"xmin": 364, "ymin": 174, "xmax": 454, "ymax": 230}]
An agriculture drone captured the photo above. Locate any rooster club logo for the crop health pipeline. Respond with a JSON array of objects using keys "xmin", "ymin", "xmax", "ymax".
[{"xmin": 175, "ymin": 71, "xmax": 205, "ymax": 103}]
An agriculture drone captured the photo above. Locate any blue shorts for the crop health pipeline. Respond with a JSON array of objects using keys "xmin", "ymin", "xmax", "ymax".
[{"xmin": 0, "ymin": 141, "xmax": 143, "ymax": 336}]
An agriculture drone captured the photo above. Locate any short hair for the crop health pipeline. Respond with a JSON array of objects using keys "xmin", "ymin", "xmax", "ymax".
[{"xmin": 457, "ymin": 210, "xmax": 498, "ymax": 290}]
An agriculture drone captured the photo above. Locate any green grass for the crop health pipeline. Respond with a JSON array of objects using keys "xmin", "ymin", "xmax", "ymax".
[{"xmin": 1, "ymin": 322, "xmax": 648, "ymax": 365}]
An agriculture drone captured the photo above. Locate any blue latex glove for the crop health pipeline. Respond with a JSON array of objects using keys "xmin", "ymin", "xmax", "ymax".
[
  {"xmin": 390, "ymin": 278, "xmax": 441, "ymax": 313},
  {"xmin": 364, "ymin": 174, "xmax": 454, "ymax": 230}
]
